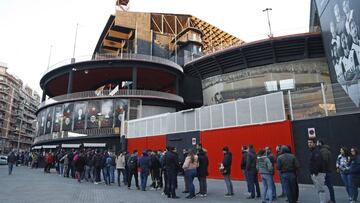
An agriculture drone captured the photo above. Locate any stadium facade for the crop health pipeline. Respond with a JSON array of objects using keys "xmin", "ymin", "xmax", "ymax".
[{"xmin": 34, "ymin": 0, "xmax": 360, "ymax": 184}]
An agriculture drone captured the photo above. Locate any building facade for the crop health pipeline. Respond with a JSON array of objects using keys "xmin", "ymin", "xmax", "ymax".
[{"xmin": 0, "ymin": 63, "xmax": 40, "ymax": 153}]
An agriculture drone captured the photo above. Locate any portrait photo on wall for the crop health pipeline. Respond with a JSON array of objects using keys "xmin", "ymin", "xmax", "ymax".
[
  {"xmin": 38, "ymin": 110, "xmax": 46, "ymax": 136},
  {"xmin": 100, "ymin": 100, "xmax": 114, "ymax": 128},
  {"xmin": 87, "ymin": 100, "xmax": 100, "ymax": 129},
  {"xmin": 74, "ymin": 102, "xmax": 87, "ymax": 130},
  {"xmin": 316, "ymin": 0, "xmax": 360, "ymax": 107},
  {"xmin": 45, "ymin": 107, "xmax": 54, "ymax": 134},
  {"xmin": 52, "ymin": 105, "xmax": 63, "ymax": 132},
  {"xmin": 114, "ymin": 99, "xmax": 128, "ymax": 128},
  {"xmin": 62, "ymin": 103, "xmax": 74, "ymax": 131}
]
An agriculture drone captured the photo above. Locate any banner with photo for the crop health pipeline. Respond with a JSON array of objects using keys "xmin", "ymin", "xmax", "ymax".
[
  {"xmin": 52, "ymin": 105, "xmax": 63, "ymax": 132},
  {"xmin": 45, "ymin": 107, "xmax": 54, "ymax": 134},
  {"xmin": 315, "ymin": 0, "xmax": 360, "ymax": 108},
  {"xmin": 74, "ymin": 102, "xmax": 87, "ymax": 130},
  {"xmin": 87, "ymin": 100, "xmax": 100, "ymax": 129},
  {"xmin": 38, "ymin": 110, "xmax": 46, "ymax": 136},
  {"xmin": 114, "ymin": 99, "xmax": 128, "ymax": 128},
  {"xmin": 62, "ymin": 103, "xmax": 74, "ymax": 131},
  {"xmin": 100, "ymin": 100, "xmax": 114, "ymax": 128}
]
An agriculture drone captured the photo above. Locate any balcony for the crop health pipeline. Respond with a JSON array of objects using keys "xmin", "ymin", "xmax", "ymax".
[
  {"xmin": 39, "ymin": 89, "xmax": 184, "ymax": 109},
  {"xmin": 45, "ymin": 53, "xmax": 183, "ymax": 76}
]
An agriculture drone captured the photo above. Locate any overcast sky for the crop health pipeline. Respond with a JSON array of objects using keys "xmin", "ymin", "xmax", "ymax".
[{"xmin": 0, "ymin": 0, "xmax": 310, "ymax": 95}]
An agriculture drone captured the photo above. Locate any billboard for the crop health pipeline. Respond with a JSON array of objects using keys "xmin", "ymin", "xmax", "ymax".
[
  {"xmin": 52, "ymin": 105, "xmax": 63, "ymax": 132},
  {"xmin": 87, "ymin": 100, "xmax": 100, "ymax": 129},
  {"xmin": 73, "ymin": 102, "xmax": 87, "ymax": 130},
  {"xmin": 38, "ymin": 110, "xmax": 46, "ymax": 136},
  {"xmin": 62, "ymin": 103, "xmax": 74, "ymax": 131},
  {"xmin": 100, "ymin": 100, "xmax": 114, "ymax": 128},
  {"xmin": 114, "ymin": 99, "xmax": 128, "ymax": 128},
  {"xmin": 315, "ymin": 0, "xmax": 360, "ymax": 108}
]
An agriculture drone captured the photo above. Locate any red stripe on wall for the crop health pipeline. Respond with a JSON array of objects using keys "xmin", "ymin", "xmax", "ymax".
[
  {"xmin": 200, "ymin": 121, "xmax": 293, "ymax": 182},
  {"xmin": 127, "ymin": 135, "xmax": 166, "ymax": 156}
]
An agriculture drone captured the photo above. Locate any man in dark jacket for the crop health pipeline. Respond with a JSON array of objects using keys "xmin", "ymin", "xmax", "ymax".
[
  {"xmin": 308, "ymin": 138, "xmax": 326, "ymax": 203},
  {"xmin": 317, "ymin": 140, "xmax": 336, "ymax": 203},
  {"xmin": 350, "ymin": 147, "xmax": 360, "ymax": 202},
  {"xmin": 165, "ymin": 147, "xmax": 180, "ymax": 198},
  {"xmin": 241, "ymin": 145, "xmax": 251, "ymax": 195},
  {"xmin": 7, "ymin": 151, "xmax": 16, "ymax": 175},
  {"xmin": 246, "ymin": 144, "xmax": 260, "ymax": 199},
  {"xmin": 150, "ymin": 151, "xmax": 161, "ymax": 190},
  {"xmin": 127, "ymin": 150, "xmax": 140, "ymax": 189},
  {"xmin": 277, "ymin": 146, "xmax": 300, "ymax": 203},
  {"xmin": 138, "ymin": 150, "xmax": 152, "ymax": 191},
  {"xmin": 222, "ymin": 146, "xmax": 234, "ymax": 197},
  {"xmin": 197, "ymin": 148, "xmax": 209, "ymax": 196},
  {"xmin": 93, "ymin": 150, "xmax": 103, "ymax": 184}
]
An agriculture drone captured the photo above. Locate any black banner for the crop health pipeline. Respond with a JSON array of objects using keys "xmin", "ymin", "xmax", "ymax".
[
  {"xmin": 100, "ymin": 100, "xmax": 114, "ymax": 128},
  {"xmin": 74, "ymin": 102, "xmax": 87, "ymax": 130},
  {"xmin": 62, "ymin": 103, "xmax": 74, "ymax": 131},
  {"xmin": 45, "ymin": 107, "xmax": 54, "ymax": 134},
  {"xmin": 52, "ymin": 105, "xmax": 62, "ymax": 132},
  {"xmin": 87, "ymin": 100, "xmax": 100, "ymax": 129},
  {"xmin": 316, "ymin": 0, "xmax": 360, "ymax": 108}
]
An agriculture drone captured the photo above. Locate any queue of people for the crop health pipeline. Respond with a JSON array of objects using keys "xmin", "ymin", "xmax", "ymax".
[{"xmin": 9, "ymin": 139, "xmax": 358, "ymax": 203}]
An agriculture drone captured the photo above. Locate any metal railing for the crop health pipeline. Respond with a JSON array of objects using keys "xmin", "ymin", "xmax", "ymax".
[
  {"xmin": 286, "ymin": 80, "xmax": 360, "ymax": 120},
  {"xmin": 39, "ymin": 89, "xmax": 184, "ymax": 109},
  {"xmin": 127, "ymin": 92, "xmax": 285, "ymax": 138},
  {"xmin": 45, "ymin": 53, "xmax": 183, "ymax": 76}
]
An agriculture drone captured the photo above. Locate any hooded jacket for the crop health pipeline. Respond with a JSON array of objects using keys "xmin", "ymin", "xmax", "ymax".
[
  {"xmin": 276, "ymin": 146, "xmax": 300, "ymax": 173},
  {"xmin": 257, "ymin": 155, "xmax": 273, "ymax": 175},
  {"xmin": 320, "ymin": 145, "xmax": 332, "ymax": 172},
  {"xmin": 222, "ymin": 151, "xmax": 232, "ymax": 175},
  {"xmin": 138, "ymin": 151, "xmax": 152, "ymax": 173}
]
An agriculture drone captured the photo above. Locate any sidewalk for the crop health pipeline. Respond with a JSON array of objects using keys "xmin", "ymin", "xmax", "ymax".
[{"xmin": 0, "ymin": 165, "xmax": 350, "ymax": 203}]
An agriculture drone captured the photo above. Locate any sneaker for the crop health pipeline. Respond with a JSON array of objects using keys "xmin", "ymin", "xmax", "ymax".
[
  {"xmin": 224, "ymin": 194, "xmax": 233, "ymax": 197},
  {"xmin": 94, "ymin": 182, "xmax": 99, "ymax": 185},
  {"xmin": 186, "ymin": 195, "xmax": 195, "ymax": 199},
  {"xmin": 182, "ymin": 190, "xmax": 189, "ymax": 193}
]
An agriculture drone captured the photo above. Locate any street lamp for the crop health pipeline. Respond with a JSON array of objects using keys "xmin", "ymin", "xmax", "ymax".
[{"xmin": 262, "ymin": 8, "xmax": 273, "ymax": 38}]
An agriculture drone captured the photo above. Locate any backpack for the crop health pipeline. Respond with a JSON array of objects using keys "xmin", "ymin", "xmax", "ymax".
[
  {"xmin": 106, "ymin": 156, "xmax": 112, "ymax": 166},
  {"xmin": 128, "ymin": 156, "xmax": 137, "ymax": 171}
]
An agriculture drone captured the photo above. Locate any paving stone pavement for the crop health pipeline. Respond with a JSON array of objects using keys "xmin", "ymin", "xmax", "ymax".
[{"xmin": 0, "ymin": 165, "xmax": 351, "ymax": 203}]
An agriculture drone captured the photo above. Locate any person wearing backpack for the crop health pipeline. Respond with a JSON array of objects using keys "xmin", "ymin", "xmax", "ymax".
[
  {"xmin": 105, "ymin": 153, "xmax": 112, "ymax": 185},
  {"xmin": 127, "ymin": 150, "xmax": 140, "ymax": 190},
  {"xmin": 138, "ymin": 150, "xmax": 152, "ymax": 191}
]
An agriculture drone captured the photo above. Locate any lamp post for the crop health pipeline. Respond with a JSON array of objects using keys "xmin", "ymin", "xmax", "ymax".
[
  {"xmin": 16, "ymin": 97, "xmax": 25, "ymax": 152},
  {"xmin": 262, "ymin": 8, "xmax": 273, "ymax": 38}
]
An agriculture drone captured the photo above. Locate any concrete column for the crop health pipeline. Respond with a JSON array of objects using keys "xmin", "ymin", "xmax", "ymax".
[
  {"xmin": 67, "ymin": 70, "xmax": 74, "ymax": 94},
  {"xmin": 41, "ymin": 90, "xmax": 46, "ymax": 102},
  {"xmin": 132, "ymin": 67, "xmax": 137, "ymax": 90},
  {"xmin": 175, "ymin": 76, "xmax": 179, "ymax": 95}
]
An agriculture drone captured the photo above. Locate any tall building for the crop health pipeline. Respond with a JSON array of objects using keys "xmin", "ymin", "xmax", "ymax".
[{"xmin": 0, "ymin": 63, "xmax": 40, "ymax": 153}]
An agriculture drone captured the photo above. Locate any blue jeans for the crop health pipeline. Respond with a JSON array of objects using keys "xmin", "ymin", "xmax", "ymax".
[
  {"xmin": 246, "ymin": 171, "xmax": 261, "ymax": 198},
  {"xmin": 8, "ymin": 163, "xmax": 14, "ymax": 175},
  {"xmin": 281, "ymin": 172, "xmax": 297, "ymax": 203},
  {"xmin": 278, "ymin": 170, "xmax": 286, "ymax": 195},
  {"xmin": 109, "ymin": 165, "xmax": 115, "ymax": 183},
  {"xmin": 59, "ymin": 163, "xmax": 64, "ymax": 176},
  {"xmin": 103, "ymin": 166, "xmax": 111, "ymax": 185},
  {"xmin": 140, "ymin": 171, "xmax": 149, "ymax": 190},
  {"xmin": 341, "ymin": 173, "xmax": 352, "ymax": 198},
  {"xmin": 261, "ymin": 174, "xmax": 274, "ymax": 201},
  {"xmin": 325, "ymin": 172, "xmax": 335, "ymax": 202},
  {"xmin": 166, "ymin": 171, "xmax": 177, "ymax": 197},
  {"xmin": 185, "ymin": 169, "xmax": 197, "ymax": 197}
]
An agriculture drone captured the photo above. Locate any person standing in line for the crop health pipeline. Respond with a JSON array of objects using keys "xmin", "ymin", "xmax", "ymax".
[
  {"xmin": 7, "ymin": 150, "xmax": 16, "ymax": 175},
  {"xmin": 116, "ymin": 151, "xmax": 126, "ymax": 187},
  {"xmin": 317, "ymin": 140, "xmax": 336, "ymax": 203},
  {"xmin": 265, "ymin": 146, "xmax": 277, "ymax": 200},
  {"xmin": 181, "ymin": 148, "xmax": 189, "ymax": 194},
  {"xmin": 127, "ymin": 150, "xmax": 140, "ymax": 190},
  {"xmin": 104, "ymin": 152, "xmax": 113, "ymax": 185},
  {"xmin": 58, "ymin": 150, "xmax": 65, "ymax": 177},
  {"xmin": 161, "ymin": 148, "xmax": 169, "ymax": 196},
  {"xmin": 308, "ymin": 138, "xmax": 326, "ymax": 203},
  {"xmin": 138, "ymin": 150, "xmax": 152, "ymax": 191},
  {"xmin": 241, "ymin": 145, "xmax": 250, "ymax": 196},
  {"xmin": 257, "ymin": 148, "xmax": 275, "ymax": 203},
  {"xmin": 165, "ymin": 146, "xmax": 180, "ymax": 199},
  {"xmin": 276, "ymin": 145, "xmax": 286, "ymax": 198},
  {"xmin": 93, "ymin": 150, "xmax": 103, "ymax": 184},
  {"xmin": 75, "ymin": 151, "xmax": 86, "ymax": 183},
  {"xmin": 277, "ymin": 146, "xmax": 300, "ymax": 203},
  {"xmin": 350, "ymin": 147, "xmax": 360, "ymax": 203},
  {"xmin": 150, "ymin": 150, "xmax": 161, "ymax": 190},
  {"xmin": 124, "ymin": 151, "xmax": 130, "ymax": 185},
  {"xmin": 109, "ymin": 152, "xmax": 116, "ymax": 184},
  {"xmin": 246, "ymin": 144, "xmax": 261, "ymax": 199},
  {"xmin": 336, "ymin": 147, "xmax": 351, "ymax": 201},
  {"xmin": 221, "ymin": 146, "xmax": 234, "ymax": 197},
  {"xmin": 183, "ymin": 149, "xmax": 199, "ymax": 199},
  {"xmin": 197, "ymin": 148, "xmax": 209, "ymax": 197},
  {"xmin": 84, "ymin": 151, "xmax": 94, "ymax": 182}
]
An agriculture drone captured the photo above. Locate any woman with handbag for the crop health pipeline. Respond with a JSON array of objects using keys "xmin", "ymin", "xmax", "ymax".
[{"xmin": 182, "ymin": 149, "xmax": 199, "ymax": 199}]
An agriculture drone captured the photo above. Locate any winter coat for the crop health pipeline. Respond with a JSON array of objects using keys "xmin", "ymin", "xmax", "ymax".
[
  {"xmin": 75, "ymin": 155, "xmax": 86, "ymax": 172},
  {"xmin": 241, "ymin": 151, "xmax": 248, "ymax": 170},
  {"xmin": 276, "ymin": 146, "xmax": 300, "ymax": 173},
  {"xmin": 257, "ymin": 156, "xmax": 273, "ymax": 174},
  {"xmin": 336, "ymin": 154, "xmax": 350, "ymax": 174},
  {"xmin": 138, "ymin": 152, "xmax": 152, "ymax": 173},
  {"xmin": 320, "ymin": 145, "xmax": 333, "ymax": 172},
  {"xmin": 116, "ymin": 154, "xmax": 125, "ymax": 169},
  {"xmin": 197, "ymin": 151, "xmax": 209, "ymax": 177},
  {"xmin": 350, "ymin": 154, "xmax": 360, "ymax": 175},
  {"xmin": 309, "ymin": 146, "xmax": 325, "ymax": 175},
  {"xmin": 164, "ymin": 151, "xmax": 180, "ymax": 174},
  {"xmin": 246, "ymin": 149, "xmax": 257, "ymax": 172},
  {"xmin": 182, "ymin": 155, "xmax": 199, "ymax": 171},
  {"xmin": 222, "ymin": 151, "xmax": 232, "ymax": 175}
]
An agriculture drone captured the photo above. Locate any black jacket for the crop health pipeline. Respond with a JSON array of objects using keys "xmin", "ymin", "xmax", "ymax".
[
  {"xmin": 320, "ymin": 145, "xmax": 332, "ymax": 172},
  {"xmin": 197, "ymin": 151, "xmax": 209, "ymax": 177},
  {"xmin": 222, "ymin": 151, "xmax": 232, "ymax": 175},
  {"xmin": 165, "ymin": 151, "xmax": 180, "ymax": 174},
  {"xmin": 246, "ymin": 149, "xmax": 257, "ymax": 172},
  {"xmin": 309, "ymin": 146, "xmax": 325, "ymax": 175},
  {"xmin": 276, "ymin": 146, "xmax": 300, "ymax": 173},
  {"xmin": 241, "ymin": 151, "xmax": 248, "ymax": 170},
  {"xmin": 93, "ymin": 153, "xmax": 103, "ymax": 168}
]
